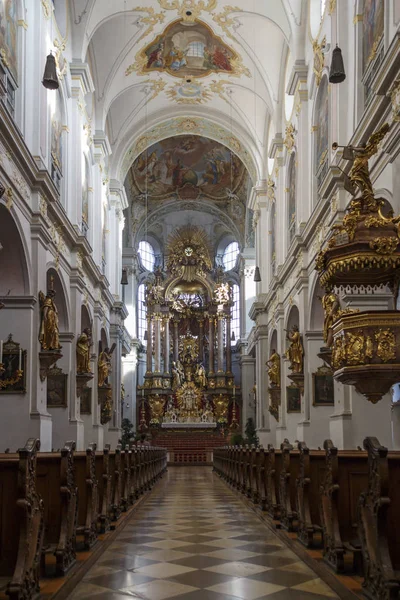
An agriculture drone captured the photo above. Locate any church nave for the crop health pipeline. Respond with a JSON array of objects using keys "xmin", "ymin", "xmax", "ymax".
[{"xmin": 68, "ymin": 467, "xmax": 339, "ymax": 600}]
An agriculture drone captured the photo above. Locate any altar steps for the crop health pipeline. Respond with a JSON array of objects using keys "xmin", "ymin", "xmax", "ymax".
[{"xmin": 151, "ymin": 430, "xmax": 228, "ymax": 465}]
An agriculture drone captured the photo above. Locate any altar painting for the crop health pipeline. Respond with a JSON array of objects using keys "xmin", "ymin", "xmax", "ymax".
[
  {"xmin": 0, "ymin": 0, "xmax": 18, "ymax": 81},
  {"xmin": 130, "ymin": 135, "xmax": 247, "ymax": 201},
  {"xmin": 142, "ymin": 19, "xmax": 237, "ymax": 78},
  {"xmin": 363, "ymin": 0, "xmax": 384, "ymax": 72}
]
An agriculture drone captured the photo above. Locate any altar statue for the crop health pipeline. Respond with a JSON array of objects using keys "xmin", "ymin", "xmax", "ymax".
[
  {"xmin": 76, "ymin": 328, "xmax": 92, "ymax": 373},
  {"xmin": 195, "ymin": 363, "xmax": 207, "ymax": 388},
  {"xmin": 285, "ymin": 325, "xmax": 304, "ymax": 373},
  {"xmin": 266, "ymin": 349, "xmax": 280, "ymax": 387},
  {"xmin": 171, "ymin": 361, "xmax": 181, "ymax": 389},
  {"xmin": 38, "ymin": 287, "xmax": 61, "ymax": 351}
]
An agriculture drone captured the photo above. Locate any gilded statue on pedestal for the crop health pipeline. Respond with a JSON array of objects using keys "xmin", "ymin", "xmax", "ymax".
[
  {"xmin": 76, "ymin": 328, "xmax": 92, "ymax": 373},
  {"xmin": 195, "ymin": 363, "xmax": 207, "ymax": 388},
  {"xmin": 38, "ymin": 287, "xmax": 61, "ymax": 351},
  {"xmin": 320, "ymin": 291, "xmax": 340, "ymax": 347},
  {"xmin": 98, "ymin": 343, "xmax": 116, "ymax": 387},
  {"xmin": 285, "ymin": 325, "xmax": 304, "ymax": 373},
  {"xmin": 266, "ymin": 349, "xmax": 281, "ymax": 387}
]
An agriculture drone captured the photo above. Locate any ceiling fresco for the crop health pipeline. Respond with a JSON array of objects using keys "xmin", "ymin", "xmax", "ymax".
[
  {"xmin": 126, "ymin": 18, "xmax": 250, "ymax": 78},
  {"xmin": 128, "ymin": 134, "xmax": 248, "ymax": 202}
]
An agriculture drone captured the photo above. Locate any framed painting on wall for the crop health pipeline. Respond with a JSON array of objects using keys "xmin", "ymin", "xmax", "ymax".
[
  {"xmin": 287, "ymin": 384, "xmax": 301, "ymax": 413},
  {"xmin": 313, "ymin": 366, "xmax": 334, "ymax": 406},
  {"xmin": 47, "ymin": 365, "xmax": 68, "ymax": 407}
]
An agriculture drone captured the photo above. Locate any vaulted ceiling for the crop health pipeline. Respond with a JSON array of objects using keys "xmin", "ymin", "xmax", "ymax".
[{"xmin": 70, "ymin": 0, "xmax": 306, "ymax": 182}]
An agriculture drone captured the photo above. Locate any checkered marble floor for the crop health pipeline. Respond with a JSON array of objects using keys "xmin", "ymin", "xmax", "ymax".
[{"xmin": 68, "ymin": 468, "xmax": 339, "ymax": 600}]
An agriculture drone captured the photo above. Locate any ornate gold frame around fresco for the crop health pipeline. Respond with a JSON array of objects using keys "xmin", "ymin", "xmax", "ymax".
[{"xmin": 128, "ymin": 18, "xmax": 249, "ymax": 78}]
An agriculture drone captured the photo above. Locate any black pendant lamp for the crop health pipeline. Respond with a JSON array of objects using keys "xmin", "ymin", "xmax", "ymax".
[
  {"xmin": 329, "ymin": 44, "xmax": 346, "ymax": 84},
  {"xmin": 42, "ymin": 52, "xmax": 59, "ymax": 90},
  {"xmin": 120, "ymin": 268, "xmax": 129, "ymax": 285},
  {"xmin": 253, "ymin": 266, "xmax": 261, "ymax": 282}
]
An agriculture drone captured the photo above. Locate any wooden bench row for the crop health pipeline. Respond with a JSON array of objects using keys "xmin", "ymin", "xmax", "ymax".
[
  {"xmin": 0, "ymin": 440, "xmax": 167, "ymax": 600},
  {"xmin": 213, "ymin": 439, "xmax": 400, "ymax": 600}
]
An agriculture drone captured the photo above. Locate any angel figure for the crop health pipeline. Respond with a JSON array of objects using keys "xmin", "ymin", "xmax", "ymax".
[
  {"xmin": 195, "ymin": 363, "xmax": 207, "ymax": 388},
  {"xmin": 337, "ymin": 123, "xmax": 390, "ymax": 209},
  {"xmin": 38, "ymin": 288, "xmax": 61, "ymax": 351}
]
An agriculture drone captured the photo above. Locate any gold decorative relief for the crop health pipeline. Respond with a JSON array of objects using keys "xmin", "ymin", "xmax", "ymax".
[
  {"xmin": 158, "ymin": 0, "xmax": 217, "ymax": 22},
  {"xmin": 375, "ymin": 329, "xmax": 396, "ymax": 363},
  {"xmin": 284, "ymin": 123, "xmax": 296, "ymax": 152},
  {"xmin": 312, "ymin": 35, "xmax": 326, "ymax": 87}
]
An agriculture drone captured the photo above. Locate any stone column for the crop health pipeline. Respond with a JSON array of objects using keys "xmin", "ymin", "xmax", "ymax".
[
  {"xmin": 163, "ymin": 316, "xmax": 170, "ymax": 374},
  {"xmin": 208, "ymin": 316, "xmax": 215, "ymax": 374},
  {"xmin": 154, "ymin": 315, "xmax": 161, "ymax": 373},
  {"xmin": 198, "ymin": 319, "xmax": 204, "ymax": 363},
  {"xmin": 225, "ymin": 314, "xmax": 232, "ymax": 374},
  {"xmin": 146, "ymin": 315, "xmax": 153, "ymax": 374},
  {"xmin": 173, "ymin": 319, "xmax": 179, "ymax": 363},
  {"xmin": 217, "ymin": 313, "xmax": 224, "ymax": 373}
]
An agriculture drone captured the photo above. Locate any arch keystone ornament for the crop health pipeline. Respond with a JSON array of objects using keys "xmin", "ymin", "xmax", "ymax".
[{"xmin": 316, "ymin": 123, "xmax": 400, "ymax": 403}]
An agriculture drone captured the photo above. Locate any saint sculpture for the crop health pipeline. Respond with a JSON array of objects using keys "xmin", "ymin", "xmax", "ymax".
[
  {"xmin": 38, "ymin": 285, "xmax": 61, "ymax": 351},
  {"xmin": 266, "ymin": 349, "xmax": 281, "ymax": 387},
  {"xmin": 285, "ymin": 325, "xmax": 304, "ymax": 373},
  {"xmin": 320, "ymin": 291, "xmax": 340, "ymax": 348},
  {"xmin": 76, "ymin": 328, "xmax": 92, "ymax": 373},
  {"xmin": 98, "ymin": 343, "xmax": 116, "ymax": 387}
]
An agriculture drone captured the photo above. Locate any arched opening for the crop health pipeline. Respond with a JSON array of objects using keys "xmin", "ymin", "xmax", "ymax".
[
  {"xmin": 0, "ymin": 205, "xmax": 29, "ymax": 296},
  {"xmin": 46, "ymin": 268, "xmax": 69, "ymax": 332},
  {"xmin": 222, "ymin": 241, "xmax": 239, "ymax": 271},
  {"xmin": 138, "ymin": 241, "xmax": 155, "ymax": 272}
]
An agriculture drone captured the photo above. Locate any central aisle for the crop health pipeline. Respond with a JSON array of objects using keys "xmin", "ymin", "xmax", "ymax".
[{"xmin": 69, "ymin": 468, "xmax": 339, "ymax": 599}]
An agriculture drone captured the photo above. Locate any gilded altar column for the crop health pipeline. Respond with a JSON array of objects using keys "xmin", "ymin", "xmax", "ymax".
[
  {"xmin": 217, "ymin": 313, "xmax": 224, "ymax": 373},
  {"xmin": 173, "ymin": 319, "xmax": 179, "ymax": 363},
  {"xmin": 208, "ymin": 316, "xmax": 215, "ymax": 374},
  {"xmin": 146, "ymin": 315, "xmax": 153, "ymax": 374},
  {"xmin": 163, "ymin": 316, "xmax": 170, "ymax": 374},
  {"xmin": 154, "ymin": 314, "xmax": 161, "ymax": 373},
  {"xmin": 225, "ymin": 314, "xmax": 232, "ymax": 374},
  {"xmin": 198, "ymin": 319, "xmax": 204, "ymax": 363}
]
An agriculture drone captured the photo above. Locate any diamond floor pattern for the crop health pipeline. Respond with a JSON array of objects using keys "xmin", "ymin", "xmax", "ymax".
[{"xmin": 67, "ymin": 468, "xmax": 339, "ymax": 600}]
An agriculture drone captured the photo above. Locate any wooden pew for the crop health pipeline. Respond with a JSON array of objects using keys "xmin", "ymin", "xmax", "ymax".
[
  {"xmin": 109, "ymin": 444, "xmax": 122, "ymax": 522},
  {"xmin": 0, "ymin": 438, "xmax": 43, "ymax": 600},
  {"xmin": 295, "ymin": 442, "xmax": 325, "ymax": 548},
  {"xmin": 279, "ymin": 440, "xmax": 300, "ymax": 532},
  {"xmin": 265, "ymin": 445, "xmax": 282, "ymax": 520},
  {"xmin": 320, "ymin": 440, "xmax": 367, "ymax": 573},
  {"xmin": 358, "ymin": 437, "xmax": 400, "ymax": 600},
  {"xmin": 95, "ymin": 444, "xmax": 111, "ymax": 534},
  {"xmin": 120, "ymin": 446, "xmax": 131, "ymax": 511},
  {"xmin": 74, "ymin": 443, "xmax": 98, "ymax": 549},
  {"xmin": 37, "ymin": 442, "xmax": 78, "ymax": 575}
]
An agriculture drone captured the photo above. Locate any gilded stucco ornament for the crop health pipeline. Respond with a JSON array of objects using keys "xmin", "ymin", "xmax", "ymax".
[
  {"xmin": 312, "ymin": 36, "xmax": 326, "ymax": 87},
  {"xmin": 284, "ymin": 123, "xmax": 296, "ymax": 153},
  {"xmin": 158, "ymin": 0, "xmax": 217, "ymax": 22}
]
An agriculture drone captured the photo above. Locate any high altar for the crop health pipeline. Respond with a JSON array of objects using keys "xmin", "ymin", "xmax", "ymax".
[{"xmin": 137, "ymin": 226, "xmax": 240, "ymax": 430}]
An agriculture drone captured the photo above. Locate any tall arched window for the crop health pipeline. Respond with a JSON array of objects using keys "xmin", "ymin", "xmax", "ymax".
[
  {"xmin": 288, "ymin": 155, "xmax": 296, "ymax": 244},
  {"xmin": 138, "ymin": 241, "xmax": 155, "ymax": 271},
  {"xmin": 138, "ymin": 283, "xmax": 147, "ymax": 342},
  {"xmin": 223, "ymin": 242, "xmax": 239, "ymax": 271},
  {"xmin": 271, "ymin": 202, "xmax": 276, "ymax": 275},
  {"xmin": 231, "ymin": 284, "xmax": 240, "ymax": 340}
]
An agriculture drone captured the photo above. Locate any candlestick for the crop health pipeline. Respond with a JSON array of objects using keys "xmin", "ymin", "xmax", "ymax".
[
  {"xmin": 0, "ymin": 340, "xmax": 2, "ymax": 363},
  {"xmin": 233, "ymin": 385, "xmax": 235, "ymax": 397},
  {"xmin": 19, "ymin": 348, "xmax": 22, "ymax": 370}
]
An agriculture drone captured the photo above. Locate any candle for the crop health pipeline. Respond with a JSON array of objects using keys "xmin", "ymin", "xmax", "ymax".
[
  {"xmin": 0, "ymin": 340, "xmax": 2, "ymax": 363},
  {"xmin": 19, "ymin": 348, "xmax": 22, "ymax": 370},
  {"xmin": 233, "ymin": 386, "xmax": 235, "ymax": 397},
  {"xmin": 141, "ymin": 388, "xmax": 144, "ymax": 397}
]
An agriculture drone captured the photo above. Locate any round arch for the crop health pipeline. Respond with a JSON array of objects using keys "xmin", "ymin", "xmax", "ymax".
[
  {"xmin": 284, "ymin": 303, "xmax": 300, "ymax": 332},
  {"xmin": 0, "ymin": 204, "xmax": 31, "ymax": 295}
]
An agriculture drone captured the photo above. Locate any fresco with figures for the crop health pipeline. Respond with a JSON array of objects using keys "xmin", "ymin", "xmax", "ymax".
[
  {"xmin": 0, "ymin": 0, "xmax": 18, "ymax": 81},
  {"xmin": 363, "ymin": 0, "xmax": 384, "ymax": 72},
  {"xmin": 128, "ymin": 135, "xmax": 248, "ymax": 202},
  {"xmin": 142, "ymin": 19, "xmax": 237, "ymax": 78}
]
